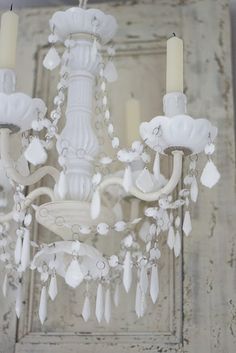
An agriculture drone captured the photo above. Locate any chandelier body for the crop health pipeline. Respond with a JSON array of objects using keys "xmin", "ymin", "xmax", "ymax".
[{"xmin": 0, "ymin": 6, "xmax": 220, "ymax": 325}]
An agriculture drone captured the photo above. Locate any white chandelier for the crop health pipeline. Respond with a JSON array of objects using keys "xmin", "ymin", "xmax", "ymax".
[{"xmin": 0, "ymin": 1, "xmax": 220, "ymax": 326}]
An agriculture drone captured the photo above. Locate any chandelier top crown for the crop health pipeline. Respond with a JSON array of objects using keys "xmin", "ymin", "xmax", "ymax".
[{"xmin": 49, "ymin": 7, "xmax": 117, "ymax": 44}]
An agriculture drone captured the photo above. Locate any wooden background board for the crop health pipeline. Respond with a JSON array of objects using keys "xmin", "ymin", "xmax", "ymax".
[{"xmin": 0, "ymin": 1, "xmax": 235, "ymax": 353}]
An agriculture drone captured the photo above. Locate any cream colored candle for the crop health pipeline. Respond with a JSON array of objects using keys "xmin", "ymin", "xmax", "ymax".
[
  {"xmin": 166, "ymin": 34, "xmax": 183, "ymax": 93},
  {"xmin": 0, "ymin": 8, "xmax": 19, "ymax": 69},
  {"xmin": 125, "ymin": 96, "xmax": 141, "ymax": 146}
]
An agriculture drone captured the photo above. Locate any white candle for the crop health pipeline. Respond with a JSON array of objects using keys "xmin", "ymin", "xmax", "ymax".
[
  {"xmin": 166, "ymin": 34, "xmax": 183, "ymax": 93},
  {"xmin": 125, "ymin": 97, "xmax": 141, "ymax": 146},
  {"xmin": 0, "ymin": 8, "xmax": 19, "ymax": 69}
]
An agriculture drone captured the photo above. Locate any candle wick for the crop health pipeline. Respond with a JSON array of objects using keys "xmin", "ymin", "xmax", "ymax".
[
  {"xmin": 172, "ymin": 32, "xmax": 176, "ymax": 37},
  {"xmin": 10, "ymin": 4, "xmax": 13, "ymax": 11}
]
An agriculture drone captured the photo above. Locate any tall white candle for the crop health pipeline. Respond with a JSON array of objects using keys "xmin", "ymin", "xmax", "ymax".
[
  {"xmin": 166, "ymin": 34, "xmax": 183, "ymax": 93},
  {"xmin": 125, "ymin": 96, "xmax": 141, "ymax": 146},
  {"xmin": 0, "ymin": 8, "xmax": 19, "ymax": 69}
]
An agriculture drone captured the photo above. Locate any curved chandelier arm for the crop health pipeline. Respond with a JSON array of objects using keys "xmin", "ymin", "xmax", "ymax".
[
  {"xmin": 0, "ymin": 129, "xmax": 60, "ymax": 185},
  {"xmin": 0, "ymin": 186, "xmax": 55, "ymax": 223},
  {"xmin": 99, "ymin": 151, "xmax": 183, "ymax": 202}
]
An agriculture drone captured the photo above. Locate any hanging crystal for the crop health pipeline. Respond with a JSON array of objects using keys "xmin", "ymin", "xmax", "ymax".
[
  {"xmin": 24, "ymin": 138, "xmax": 48, "ymax": 166},
  {"xmin": 39, "ymin": 286, "xmax": 47, "ymax": 325},
  {"xmin": 150, "ymin": 265, "xmax": 159, "ymax": 304},
  {"xmin": 167, "ymin": 226, "xmax": 175, "ymax": 250},
  {"xmin": 48, "ymin": 275, "xmax": 58, "ymax": 301},
  {"xmin": 113, "ymin": 282, "xmax": 119, "ymax": 307},
  {"xmin": 174, "ymin": 230, "xmax": 181, "ymax": 257},
  {"xmin": 15, "ymin": 235, "xmax": 22, "ymax": 265},
  {"xmin": 82, "ymin": 295, "xmax": 91, "ymax": 322},
  {"xmin": 123, "ymin": 251, "xmax": 132, "ymax": 293},
  {"xmin": 95, "ymin": 283, "xmax": 104, "ymax": 323},
  {"xmin": 123, "ymin": 165, "xmax": 132, "ymax": 192},
  {"xmin": 21, "ymin": 229, "xmax": 30, "ymax": 271},
  {"xmin": 190, "ymin": 176, "xmax": 198, "ymax": 202},
  {"xmin": 43, "ymin": 47, "xmax": 61, "ymax": 71},
  {"xmin": 183, "ymin": 210, "xmax": 192, "ymax": 237},
  {"xmin": 153, "ymin": 152, "xmax": 160, "ymax": 180},
  {"xmin": 200, "ymin": 159, "xmax": 220, "ymax": 188},
  {"xmin": 104, "ymin": 288, "xmax": 111, "ymax": 324},
  {"xmin": 15, "ymin": 281, "xmax": 22, "ymax": 318},
  {"xmin": 65, "ymin": 259, "xmax": 84, "ymax": 288},
  {"xmin": 135, "ymin": 282, "xmax": 141, "ymax": 318}
]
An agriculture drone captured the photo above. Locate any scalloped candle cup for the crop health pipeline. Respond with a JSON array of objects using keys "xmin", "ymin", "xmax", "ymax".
[
  {"xmin": 50, "ymin": 7, "xmax": 117, "ymax": 45},
  {"xmin": 140, "ymin": 115, "xmax": 218, "ymax": 155},
  {"xmin": 0, "ymin": 93, "xmax": 46, "ymax": 132}
]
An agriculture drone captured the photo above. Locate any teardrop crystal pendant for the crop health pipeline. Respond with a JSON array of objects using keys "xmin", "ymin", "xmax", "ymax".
[
  {"xmin": 135, "ymin": 282, "xmax": 142, "ymax": 318},
  {"xmin": 200, "ymin": 159, "xmax": 220, "ymax": 188},
  {"xmin": 136, "ymin": 168, "xmax": 154, "ymax": 193},
  {"xmin": 43, "ymin": 47, "xmax": 61, "ymax": 71},
  {"xmin": 190, "ymin": 176, "xmax": 198, "ymax": 202},
  {"xmin": 24, "ymin": 138, "xmax": 48, "ymax": 166},
  {"xmin": 91, "ymin": 189, "xmax": 101, "ymax": 220},
  {"xmin": 82, "ymin": 295, "xmax": 91, "ymax": 322},
  {"xmin": 57, "ymin": 171, "xmax": 68, "ymax": 200},
  {"xmin": 123, "ymin": 165, "xmax": 132, "ymax": 192},
  {"xmin": 153, "ymin": 152, "xmax": 160, "ymax": 181},
  {"xmin": 65, "ymin": 259, "xmax": 84, "ymax": 288},
  {"xmin": 15, "ymin": 235, "xmax": 22, "ymax": 265},
  {"xmin": 113, "ymin": 282, "xmax": 119, "ymax": 307},
  {"xmin": 39, "ymin": 286, "xmax": 47, "ymax": 325},
  {"xmin": 183, "ymin": 210, "xmax": 192, "ymax": 236},
  {"xmin": 167, "ymin": 226, "xmax": 175, "ymax": 250},
  {"xmin": 103, "ymin": 61, "xmax": 118, "ymax": 82},
  {"xmin": 123, "ymin": 251, "xmax": 132, "ymax": 293},
  {"xmin": 48, "ymin": 275, "xmax": 58, "ymax": 301},
  {"xmin": 15, "ymin": 282, "xmax": 22, "ymax": 318},
  {"xmin": 95, "ymin": 283, "xmax": 104, "ymax": 323}
]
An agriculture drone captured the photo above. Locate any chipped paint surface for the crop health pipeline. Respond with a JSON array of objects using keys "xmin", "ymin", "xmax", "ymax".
[{"xmin": 0, "ymin": 0, "xmax": 235, "ymax": 352}]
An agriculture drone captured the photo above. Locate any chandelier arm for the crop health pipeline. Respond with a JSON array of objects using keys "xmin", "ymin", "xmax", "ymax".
[
  {"xmin": 0, "ymin": 187, "xmax": 55, "ymax": 223},
  {"xmin": 0, "ymin": 129, "xmax": 60, "ymax": 185},
  {"xmin": 99, "ymin": 151, "xmax": 183, "ymax": 202}
]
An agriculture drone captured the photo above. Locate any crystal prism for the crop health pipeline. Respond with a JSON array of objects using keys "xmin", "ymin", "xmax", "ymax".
[
  {"xmin": 43, "ymin": 47, "xmax": 61, "ymax": 71},
  {"xmin": 14, "ymin": 236, "xmax": 22, "ymax": 265},
  {"xmin": 200, "ymin": 160, "xmax": 220, "ymax": 188},
  {"xmin": 135, "ymin": 282, "xmax": 141, "ymax": 318},
  {"xmin": 82, "ymin": 296, "xmax": 91, "ymax": 322},
  {"xmin": 15, "ymin": 282, "xmax": 22, "ymax": 318},
  {"xmin": 183, "ymin": 211, "xmax": 192, "ymax": 236},
  {"xmin": 150, "ymin": 265, "xmax": 159, "ymax": 304},
  {"xmin": 48, "ymin": 275, "xmax": 58, "ymax": 301},
  {"xmin": 190, "ymin": 176, "xmax": 198, "ymax": 202},
  {"xmin": 39, "ymin": 286, "xmax": 47, "ymax": 325},
  {"xmin": 123, "ymin": 251, "xmax": 132, "ymax": 293},
  {"xmin": 96, "ymin": 283, "xmax": 104, "ymax": 323},
  {"xmin": 153, "ymin": 152, "xmax": 160, "ymax": 180},
  {"xmin": 113, "ymin": 283, "xmax": 119, "ymax": 307},
  {"xmin": 167, "ymin": 226, "xmax": 175, "ymax": 250},
  {"xmin": 65, "ymin": 259, "xmax": 84, "ymax": 288},
  {"xmin": 21, "ymin": 229, "xmax": 30, "ymax": 271},
  {"xmin": 104, "ymin": 288, "xmax": 111, "ymax": 324}
]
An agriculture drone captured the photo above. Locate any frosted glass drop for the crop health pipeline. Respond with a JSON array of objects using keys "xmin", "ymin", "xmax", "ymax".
[
  {"xmin": 113, "ymin": 283, "xmax": 119, "ymax": 307},
  {"xmin": 190, "ymin": 176, "xmax": 198, "ymax": 202},
  {"xmin": 91, "ymin": 189, "xmax": 101, "ymax": 220},
  {"xmin": 104, "ymin": 61, "xmax": 118, "ymax": 82},
  {"xmin": 153, "ymin": 152, "xmax": 160, "ymax": 180},
  {"xmin": 15, "ymin": 282, "xmax": 22, "ymax": 318},
  {"xmin": 200, "ymin": 160, "xmax": 220, "ymax": 188},
  {"xmin": 97, "ymin": 223, "xmax": 109, "ymax": 235},
  {"xmin": 39, "ymin": 286, "xmax": 47, "ymax": 325},
  {"xmin": 82, "ymin": 296, "xmax": 91, "ymax": 322},
  {"xmin": 136, "ymin": 168, "xmax": 154, "ymax": 193},
  {"xmin": 48, "ymin": 275, "xmax": 58, "ymax": 301},
  {"xmin": 183, "ymin": 211, "xmax": 192, "ymax": 237},
  {"xmin": 96, "ymin": 283, "xmax": 104, "ymax": 323},
  {"xmin": 123, "ymin": 165, "xmax": 133, "ymax": 192},
  {"xmin": 109, "ymin": 255, "xmax": 118, "ymax": 267},
  {"xmin": 2, "ymin": 273, "xmax": 7, "ymax": 297},
  {"xmin": 21, "ymin": 229, "xmax": 30, "ymax": 271},
  {"xmin": 65, "ymin": 259, "xmax": 84, "ymax": 288},
  {"xmin": 24, "ymin": 213, "xmax": 32, "ymax": 227},
  {"xmin": 123, "ymin": 251, "xmax": 132, "ymax": 293},
  {"xmin": 150, "ymin": 265, "xmax": 159, "ymax": 304},
  {"xmin": 57, "ymin": 171, "xmax": 68, "ymax": 200},
  {"xmin": 43, "ymin": 47, "xmax": 61, "ymax": 71},
  {"xmin": 135, "ymin": 282, "xmax": 141, "ymax": 318},
  {"xmin": 174, "ymin": 230, "xmax": 181, "ymax": 257},
  {"xmin": 14, "ymin": 236, "xmax": 22, "ymax": 265},
  {"xmin": 24, "ymin": 138, "xmax": 47, "ymax": 166},
  {"xmin": 140, "ymin": 291, "xmax": 147, "ymax": 318},
  {"xmin": 104, "ymin": 288, "xmax": 111, "ymax": 324},
  {"xmin": 204, "ymin": 143, "xmax": 215, "ymax": 155},
  {"xmin": 114, "ymin": 221, "xmax": 126, "ymax": 232}
]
